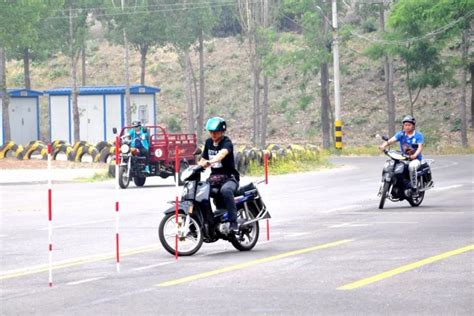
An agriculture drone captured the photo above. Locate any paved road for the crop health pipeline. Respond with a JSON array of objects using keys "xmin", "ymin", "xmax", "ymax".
[{"xmin": 1, "ymin": 155, "xmax": 473, "ymax": 315}]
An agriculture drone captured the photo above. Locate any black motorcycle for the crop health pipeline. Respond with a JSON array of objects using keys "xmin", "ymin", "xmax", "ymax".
[
  {"xmin": 378, "ymin": 137, "xmax": 434, "ymax": 209},
  {"xmin": 158, "ymin": 165, "xmax": 271, "ymax": 256}
]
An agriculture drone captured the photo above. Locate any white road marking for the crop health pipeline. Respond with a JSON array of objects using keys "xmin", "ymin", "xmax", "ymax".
[
  {"xmin": 67, "ymin": 277, "xmax": 105, "ymax": 285},
  {"xmin": 286, "ymin": 232, "xmax": 311, "ymax": 237},
  {"xmin": 321, "ymin": 204, "xmax": 363, "ymax": 213},
  {"xmin": 132, "ymin": 262, "xmax": 174, "ymax": 271},
  {"xmin": 432, "ymin": 184, "xmax": 463, "ymax": 191},
  {"xmin": 38, "ymin": 219, "xmax": 113, "ymax": 230},
  {"xmin": 329, "ymin": 222, "xmax": 372, "ymax": 228}
]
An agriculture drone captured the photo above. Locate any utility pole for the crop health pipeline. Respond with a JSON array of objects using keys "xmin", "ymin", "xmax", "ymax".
[
  {"xmin": 332, "ymin": 0, "xmax": 342, "ymax": 149},
  {"xmin": 122, "ymin": 0, "xmax": 131, "ymax": 126}
]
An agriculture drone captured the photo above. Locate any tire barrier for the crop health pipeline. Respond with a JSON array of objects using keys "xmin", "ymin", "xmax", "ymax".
[
  {"xmin": 21, "ymin": 141, "xmax": 48, "ymax": 160},
  {"xmin": 95, "ymin": 141, "xmax": 113, "ymax": 154},
  {"xmin": 99, "ymin": 146, "xmax": 116, "ymax": 163},
  {"xmin": 0, "ymin": 141, "xmax": 24, "ymax": 159},
  {"xmin": 73, "ymin": 143, "xmax": 100, "ymax": 162},
  {"xmin": 232, "ymin": 143, "xmax": 321, "ymax": 175},
  {"xmin": 1, "ymin": 139, "xmax": 321, "ymax": 171},
  {"xmin": 52, "ymin": 144, "xmax": 74, "ymax": 161}
]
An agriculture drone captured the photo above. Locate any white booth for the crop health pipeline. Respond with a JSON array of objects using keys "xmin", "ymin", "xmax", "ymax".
[
  {"xmin": 0, "ymin": 89, "xmax": 42, "ymax": 146},
  {"xmin": 45, "ymin": 85, "xmax": 160, "ymax": 144}
]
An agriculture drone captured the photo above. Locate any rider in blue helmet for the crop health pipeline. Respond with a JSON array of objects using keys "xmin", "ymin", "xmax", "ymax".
[
  {"xmin": 199, "ymin": 117, "xmax": 240, "ymax": 233},
  {"xmin": 128, "ymin": 120, "xmax": 150, "ymax": 173}
]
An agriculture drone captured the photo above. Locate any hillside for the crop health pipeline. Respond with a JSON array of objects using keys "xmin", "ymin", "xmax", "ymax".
[{"xmin": 6, "ymin": 34, "xmax": 473, "ymax": 149}]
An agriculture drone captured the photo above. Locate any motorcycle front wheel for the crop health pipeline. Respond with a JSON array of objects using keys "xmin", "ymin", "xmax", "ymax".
[
  {"xmin": 118, "ymin": 166, "xmax": 130, "ymax": 189},
  {"xmin": 231, "ymin": 204, "xmax": 260, "ymax": 251},
  {"xmin": 408, "ymin": 191, "xmax": 425, "ymax": 207},
  {"xmin": 158, "ymin": 212, "xmax": 203, "ymax": 256},
  {"xmin": 378, "ymin": 181, "xmax": 390, "ymax": 209}
]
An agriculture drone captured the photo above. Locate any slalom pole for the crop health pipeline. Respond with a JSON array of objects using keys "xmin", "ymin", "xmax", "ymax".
[
  {"xmin": 115, "ymin": 135, "xmax": 120, "ymax": 272},
  {"xmin": 175, "ymin": 145, "xmax": 180, "ymax": 260},
  {"xmin": 47, "ymin": 143, "xmax": 53, "ymax": 287},
  {"xmin": 264, "ymin": 151, "xmax": 270, "ymax": 241}
]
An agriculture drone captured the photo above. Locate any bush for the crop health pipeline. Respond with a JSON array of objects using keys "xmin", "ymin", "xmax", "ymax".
[{"xmin": 361, "ymin": 18, "xmax": 378, "ymax": 33}]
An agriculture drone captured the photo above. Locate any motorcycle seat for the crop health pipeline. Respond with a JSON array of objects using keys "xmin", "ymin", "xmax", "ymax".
[{"xmin": 236, "ymin": 183, "xmax": 256, "ymax": 196}]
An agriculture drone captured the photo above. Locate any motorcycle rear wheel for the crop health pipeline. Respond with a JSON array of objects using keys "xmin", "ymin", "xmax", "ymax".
[
  {"xmin": 158, "ymin": 212, "xmax": 203, "ymax": 256},
  {"xmin": 378, "ymin": 181, "xmax": 390, "ymax": 209},
  {"xmin": 231, "ymin": 204, "xmax": 260, "ymax": 251}
]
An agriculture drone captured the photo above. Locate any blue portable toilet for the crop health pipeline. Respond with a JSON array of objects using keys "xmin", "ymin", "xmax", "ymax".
[
  {"xmin": 45, "ymin": 85, "xmax": 160, "ymax": 144},
  {"xmin": 0, "ymin": 89, "xmax": 42, "ymax": 146}
]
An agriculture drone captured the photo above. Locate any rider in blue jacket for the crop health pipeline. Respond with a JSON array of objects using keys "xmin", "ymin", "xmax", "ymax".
[
  {"xmin": 379, "ymin": 115, "xmax": 424, "ymax": 195},
  {"xmin": 128, "ymin": 121, "xmax": 150, "ymax": 173}
]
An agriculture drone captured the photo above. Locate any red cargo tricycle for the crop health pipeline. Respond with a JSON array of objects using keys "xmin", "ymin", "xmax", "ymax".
[{"xmin": 113, "ymin": 125, "xmax": 198, "ymax": 189}]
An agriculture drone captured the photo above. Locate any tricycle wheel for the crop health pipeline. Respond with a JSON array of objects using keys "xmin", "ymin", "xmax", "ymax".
[
  {"xmin": 133, "ymin": 176, "xmax": 146, "ymax": 187},
  {"xmin": 118, "ymin": 166, "xmax": 130, "ymax": 189}
]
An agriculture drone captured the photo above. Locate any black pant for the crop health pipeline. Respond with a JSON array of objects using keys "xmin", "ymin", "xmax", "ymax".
[
  {"xmin": 137, "ymin": 147, "xmax": 150, "ymax": 166},
  {"xmin": 218, "ymin": 179, "xmax": 238, "ymax": 222}
]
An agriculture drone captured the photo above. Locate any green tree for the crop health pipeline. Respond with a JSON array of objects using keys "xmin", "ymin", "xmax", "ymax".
[
  {"xmin": 47, "ymin": 0, "xmax": 93, "ymax": 142},
  {"xmin": 388, "ymin": 0, "xmax": 455, "ymax": 117},
  {"xmin": 282, "ymin": 0, "xmax": 340, "ymax": 149},
  {"xmin": 0, "ymin": 1, "xmax": 62, "ymax": 141},
  {"xmin": 428, "ymin": 0, "xmax": 473, "ymax": 146},
  {"xmin": 238, "ymin": 0, "xmax": 281, "ymax": 148},
  {"xmin": 6, "ymin": 1, "xmax": 63, "ymax": 90},
  {"xmin": 164, "ymin": 0, "xmax": 222, "ymax": 143},
  {"xmin": 101, "ymin": 0, "xmax": 168, "ymax": 85}
]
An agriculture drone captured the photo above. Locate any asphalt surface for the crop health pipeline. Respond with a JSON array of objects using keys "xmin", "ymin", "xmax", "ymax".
[{"xmin": 1, "ymin": 155, "xmax": 473, "ymax": 315}]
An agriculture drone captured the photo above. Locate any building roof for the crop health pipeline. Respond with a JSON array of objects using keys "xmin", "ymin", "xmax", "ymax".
[
  {"xmin": 7, "ymin": 88, "xmax": 43, "ymax": 97},
  {"xmin": 44, "ymin": 85, "xmax": 161, "ymax": 96}
]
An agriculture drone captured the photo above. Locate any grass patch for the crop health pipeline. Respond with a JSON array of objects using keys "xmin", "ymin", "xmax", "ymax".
[
  {"xmin": 75, "ymin": 170, "xmax": 112, "ymax": 182},
  {"xmin": 246, "ymin": 151, "xmax": 331, "ymax": 176},
  {"xmin": 327, "ymin": 146, "xmax": 381, "ymax": 156}
]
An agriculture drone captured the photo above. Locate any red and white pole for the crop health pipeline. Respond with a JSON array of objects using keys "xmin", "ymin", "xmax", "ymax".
[
  {"xmin": 47, "ymin": 143, "xmax": 53, "ymax": 287},
  {"xmin": 264, "ymin": 151, "xmax": 270, "ymax": 241},
  {"xmin": 115, "ymin": 135, "xmax": 120, "ymax": 272},
  {"xmin": 175, "ymin": 145, "xmax": 180, "ymax": 260}
]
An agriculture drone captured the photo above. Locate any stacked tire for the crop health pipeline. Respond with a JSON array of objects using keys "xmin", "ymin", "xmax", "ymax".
[{"xmin": 0, "ymin": 141, "xmax": 24, "ymax": 159}]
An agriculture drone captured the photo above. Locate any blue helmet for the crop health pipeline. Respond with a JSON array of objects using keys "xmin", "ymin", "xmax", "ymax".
[{"xmin": 205, "ymin": 117, "xmax": 226, "ymax": 131}]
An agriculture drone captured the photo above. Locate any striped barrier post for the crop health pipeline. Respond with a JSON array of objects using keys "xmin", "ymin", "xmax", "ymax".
[
  {"xmin": 264, "ymin": 151, "xmax": 270, "ymax": 241},
  {"xmin": 115, "ymin": 135, "xmax": 120, "ymax": 272},
  {"xmin": 47, "ymin": 144, "xmax": 53, "ymax": 287},
  {"xmin": 335, "ymin": 120, "xmax": 343, "ymax": 149},
  {"xmin": 175, "ymin": 145, "xmax": 180, "ymax": 260}
]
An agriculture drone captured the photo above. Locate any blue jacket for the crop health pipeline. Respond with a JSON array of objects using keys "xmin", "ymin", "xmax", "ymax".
[{"xmin": 128, "ymin": 127, "xmax": 149, "ymax": 151}]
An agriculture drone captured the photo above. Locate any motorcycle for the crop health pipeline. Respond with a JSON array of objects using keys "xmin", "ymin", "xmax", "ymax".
[
  {"xmin": 158, "ymin": 165, "xmax": 271, "ymax": 256},
  {"xmin": 378, "ymin": 136, "xmax": 434, "ymax": 209},
  {"xmin": 116, "ymin": 134, "xmax": 148, "ymax": 189}
]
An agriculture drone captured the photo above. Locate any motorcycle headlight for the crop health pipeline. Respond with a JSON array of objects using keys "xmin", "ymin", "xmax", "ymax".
[{"xmin": 120, "ymin": 144, "xmax": 130, "ymax": 154}]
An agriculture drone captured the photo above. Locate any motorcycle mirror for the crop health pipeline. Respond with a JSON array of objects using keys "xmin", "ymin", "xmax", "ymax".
[
  {"xmin": 112, "ymin": 127, "xmax": 117, "ymax": 134},
  {"xmin": 194, "ymin": 148, "xmax": 203, "ymax": 155},
  {"xmin": 382, "ymin": 135, "xmax": 389, "ymax": 141}
]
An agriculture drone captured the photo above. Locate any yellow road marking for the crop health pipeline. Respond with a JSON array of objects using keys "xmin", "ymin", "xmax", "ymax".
[
  {"xmin": 0, "ymin": 244, "xmax": 160, "ymax": 281},
  {"xmin": 156, "ymin": 239, "xmax": 353, "ymax": 287},
  {"xmin": 338, "ymin": 244, "xmax": 474, "ymax": 290}
]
